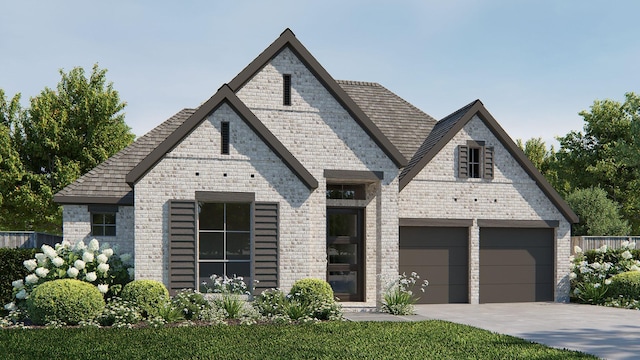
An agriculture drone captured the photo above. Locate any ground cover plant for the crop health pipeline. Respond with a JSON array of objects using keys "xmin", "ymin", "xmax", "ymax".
[
  {"xmin": 570, "ymin": 241, "xmax": 640, "ymax": 309},
  {"xmin": 380, "ymin": 272, "xmax": 428, "ymax": 315},
  {"xmin": 0, "ymin": 321, "xmax": 596, "ymax": 360}
]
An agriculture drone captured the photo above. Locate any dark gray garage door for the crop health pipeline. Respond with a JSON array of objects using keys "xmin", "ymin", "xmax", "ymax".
[
  {"xmin": 399, "ymin": 227, "xmax": 468, "ymax": 304},
  {"xmin": 480, "ymin": 228, "xmax": 554, "ymax": 303}
]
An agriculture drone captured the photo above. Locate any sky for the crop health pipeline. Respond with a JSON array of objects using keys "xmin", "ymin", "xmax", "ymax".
[{"xmin": 1, "ymin": 1, "xmax": 639, "ymax": 147}]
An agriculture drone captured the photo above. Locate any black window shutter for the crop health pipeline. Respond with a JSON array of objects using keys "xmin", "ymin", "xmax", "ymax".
[
  {"xmin": 253, "ymin": 202, "xmax": 279, "ymax": 296},
  {"xmin": 168, "ymin": 200, "xmax": 197, "ymax": 295},
  {"xmin": 484, "ymin": 147, "xmax": 494, "ymax": 179},
  {"xmin": 458, "ymin": 145, "xmax": 469, "ymax": 178}
]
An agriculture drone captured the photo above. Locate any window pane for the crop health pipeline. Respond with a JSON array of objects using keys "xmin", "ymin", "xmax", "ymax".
[
  {"xmin": 103, "ymin": 213, "xmax": 116, "ymax": 225},
  {"xmin": 328, "ymin": 244, "xmax": 357, "ymax": 264},
  {"xmin": 92, "ymin": 226, "xmax": 104, "ymax": 236},
  {"xmin": 226, "ymin": 203, "xmax": 250, "ymax": 231},
  {"xmin": 199, "ymin": 262, "xmax": 224, "ymax": 290},
  {"xmin": 227, "ymin": 262, "xmax": 251, "ymax": 279},
  {"xmin": 199, "ymin": 203, "xmax": 224, "ymax": 230},
  {"xmin": 199, "ymin": 232, "xmax": 224, "ymax": 259},
  {"xmin": 326, "ymin": 185, "xmax": 343, "ymax": 199},
  {"xmin": 92, "ymin": 213, "xmax": 104, "ymax": 225},
  {"xmin": 343, "ymin": 185, "xmax": 365, "ymax": 200},
  {"xmin": 328, "ymin": 213, "xmax": 358, "ymax": 237},
  {"xmin": 328, "ymin": 270, "xmax": 358, "ymax": 294},
  {"xmin": 104, "ymin": 225, "xmax": 116, "ymax": 236},
  {"xmin": 227, "ymin": 232, "xmax": 250, "ymax": 260}
]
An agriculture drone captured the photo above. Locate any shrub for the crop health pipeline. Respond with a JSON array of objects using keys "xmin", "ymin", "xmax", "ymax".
[
  {"xmin": 380, "ymin": 272, "xmax": 429, "ymax": 315},
  {"xmin": 121, "ymin": 280, "xmax": 169, "ymax": 318},
  {"xmin": 98, "ymin": 297, "xmax": 142, "ymax": 327},
  {"xmin": 289, "ymin": 278, "xmax": 342, "ymax": 320},
  {"xmin": 26, "ymin": 279, "xmax": 105, "ymax": 325},
  {"xmin": 253, "ymin": 288, "xmax": 287, "ymax": 317},
  {"xmin": 172, "ymin": 289, "xmax": 211, "ymax": 320},
  {"xmin": 608, "ymin": 271, "xmax": 640, "ymax": 300},
  {"xmin": 0, "ymin": 248, "xmax": 37, "ymax": 314}
]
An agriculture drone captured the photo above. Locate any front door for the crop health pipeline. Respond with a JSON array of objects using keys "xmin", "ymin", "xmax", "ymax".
[{"xmin": 327, "ymin": 207, "xmax": 364, "ymax": 301}]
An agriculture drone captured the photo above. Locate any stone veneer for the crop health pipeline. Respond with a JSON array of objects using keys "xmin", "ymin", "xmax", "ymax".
[
  {"xmin": 399, "ymin": 115, "xmax": 571, "ymax": 303},
  {"xmin": 134, "ymin": 47, "xmax": 399, "ymax": 308},
  {"xmin": 62, "ymin": 204, "xmax": 135, "ymax": 255}
]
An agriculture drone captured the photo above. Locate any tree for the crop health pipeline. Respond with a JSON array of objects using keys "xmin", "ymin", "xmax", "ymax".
[
  {"xmin": 0, "ymin": 65, "xmax": 135, "ymax": 233},
  {"xmin": 566, "ymin": 187, "xmax": 631, "ymax": 236},
  {"xmin": 555, "ymin": 92, "xmax": 640, "ymax": 233},
  {"xmin": 516, "ymin": 137, "xmax": 567, "ymax": 195}
]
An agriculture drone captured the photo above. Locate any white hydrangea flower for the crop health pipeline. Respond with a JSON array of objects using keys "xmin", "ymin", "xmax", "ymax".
[
  {"xmin": 96, "ymin": 254, "xmax": 108, "ymax": 264},
  {"xmin": 4, "ymin": 302, "xmax": 16, "ymax": 311},
  {"xmin": 630, "ymin": 265, "xmax": 640, "ymax": 272},
  {"xmin": 25, "ymin": 274, "xmax": 39, "ymax": 285},
  {"xmin": 596, "ymin": 245, "xmax": 608, "ymax": 253},
  {"xmin": 622, "ymin": 250, "xmax": 633, "ymax": 260},
  {"xmin": 41, "ymin": 244, "xmax": 57, "ymax": 259},
  {"xmin": 605, "ymin": 278, "xmax": 612, "ymax": 285},
  {"xmin": 593, "ymin": 283, "xmax": 601, "ymax": 288},
  {"xmin": 102, "ymin": 248, "xmax": 114, "ymax": 258},
  {"xmin": 100, "ymin": 242, "xmax": 111, "ymax": 251},
  {"xmin": 35, "ymin": 267, "xmax": 49, "ymax": 278},
  {"xmin": 569, "ymin": 272, "xmax": 577, "ymax": 279},
  {"xmin": 128, "ymin": 267, "xmax": 135, "ymax": 280},
  {"xmin": 74, "ymin": 259, "xmax": 86, "ymax": 270},
  {"xmin": 12, "ymin": 279, "xmax": 24, "ymax": 289},
  {"xmin": 573, "ymin": 246, "xmax": 583, "ymax": 254},
  {"xmin": 88, "ymin": 239, "xmax": 100, "ymax": 252},
  {"xmin": 23, "ymin": 259, "xmax": 37, "ymax": 272},
  {"xmin": 35, "ymin": 253, "xmax": 47, "ymax": 265},
  {"xmin": 120, "ymin": 253, "xmax": 132, "ymax": 264},
  {"xmin": 97, "ymin": 263, "xmax": 109, "ymax": 274},
  {"xmin": 61, "ymin": 240, "xmax": 71, "ymax": 249},
  {"xmin": 67, "ymin": 267, "xmax": 79, "ymax": 278},
  {"xmin": 74, "ymin": 240, "xmax": 86, "ymax": 251},
  {"xmin": 628, "ymin": 242, "xmax": 637, "ymax": 250},
  {"xmin": 622, "ymin": 240, "xmax": 630, "ymax": 248},
  {"xmin": 85, "ymin": 272, "xmax": 97, "ymax": 282},
  {"xmin": 52, "ymin": 257, "xmax": 64, "ymax": 267},
  {"xmin": 82, "ymin": 251, "xmax": 94, "ymax": 263},
  {"xmin": 15, "ymin": 289, "xmax": 27, "ymax": 299},
  {"xmin": 97, "ymin": 284, "xmax": 109, "ymax": 294},
  {"xmin": 590, "ymin": 262, "xmax": 602, "ymax": 270}
]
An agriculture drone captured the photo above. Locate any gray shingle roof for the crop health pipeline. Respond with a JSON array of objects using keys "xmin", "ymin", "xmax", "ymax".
[
  {"xmin": 336, "ymin": 80, "xmax": 437, "ymax": 160},
  {"xmin": 54, "ymin": 108, "xmax": 196, "ymax": 204}
]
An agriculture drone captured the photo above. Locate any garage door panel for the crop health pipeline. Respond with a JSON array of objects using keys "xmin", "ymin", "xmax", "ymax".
[
  {"xmin": 400, "ymin": 248, "xmax": 468, "ymax": 267},
  {"xmin": 480, "ymin": 284, "xmax": 553, "ymax": 302},
  {"xmin": 480, "ymin": 265, "xmax": 554, "ymax": 285},
  {"xmin": 480, "ymin": 248, "xmax": 554, "ymax": 266},
  {"xmin": 416, "ymin": 284, "xmax": 468, "ymax": 304}
]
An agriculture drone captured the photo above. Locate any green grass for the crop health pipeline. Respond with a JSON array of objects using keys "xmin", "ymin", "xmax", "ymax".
[{"xmin": 0, "ymin": 321, "xmax": 596, "ymax": 360}]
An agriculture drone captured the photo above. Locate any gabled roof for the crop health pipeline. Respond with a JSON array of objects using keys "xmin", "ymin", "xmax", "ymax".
[
  {"xmin": 399, "ymin": 100, "xmax": 579, "ymax": 224},
  {"xmin": 54, "ymin": 108, "xmax": 196, "ymax": 205},
  {"xmin": 336, "ymin": 81, "xmax": 437, "ymax": 161},
  {"xmin": 228, "ymin": 28, "xmax": 408, "ymax": 168},
  {"xmin": 126, "ymin": 85, "xmax": 318, "ymax": 189}
]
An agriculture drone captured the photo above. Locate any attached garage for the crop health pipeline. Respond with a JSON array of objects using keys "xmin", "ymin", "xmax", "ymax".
[
  {"xmin": 479, "ymin": 226, "xmax": 554, "ymax": 303},
  {"xmin": 399, "ymin": 223, "xmax": 469, "ymax": 304}
]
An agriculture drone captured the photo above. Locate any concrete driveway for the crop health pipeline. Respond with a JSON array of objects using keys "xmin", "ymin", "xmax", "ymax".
[{"xmin": 413, "ymin": 302, "xmax": 640, "ymax": 360}]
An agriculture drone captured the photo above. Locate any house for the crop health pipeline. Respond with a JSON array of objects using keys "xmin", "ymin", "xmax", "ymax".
[{"xmin": 54, "ymin": 29, "xmax": 578, "ymax": 307}]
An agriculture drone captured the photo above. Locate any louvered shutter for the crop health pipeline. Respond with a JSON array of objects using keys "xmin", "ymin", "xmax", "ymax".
[
  {"xmin": 484, "ymin": 147, "xmax": 494, "ymax": 179},
  {"xmin": 253, "ymin": 202, "xmax": 279, "ymax": 295},
  {"xmin": 168, "ymin": 200, "xmax": 197, "ymax": 295},
  {"xmin": 458, "ymin": 145, "xmax": 469, "ymax": 178}
]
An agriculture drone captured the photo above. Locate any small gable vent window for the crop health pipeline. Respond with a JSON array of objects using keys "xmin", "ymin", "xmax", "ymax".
[
  {"xmin": 458, "ymin": 140, "xmax": 494, "ymax": 179},
  {"xmin": 221, "ymin": 122, "xmax": 230, "ymax": 155},
  {"xmin": 283, "ymin": 74, "xmax": 291, "ymax": 106}
]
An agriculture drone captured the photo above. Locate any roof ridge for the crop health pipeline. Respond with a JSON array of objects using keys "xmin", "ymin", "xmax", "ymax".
[{"xmin": 335, "ymin": 80, "xmax": 381, "ymax": 86}]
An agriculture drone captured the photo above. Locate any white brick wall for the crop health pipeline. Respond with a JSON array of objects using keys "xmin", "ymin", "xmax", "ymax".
[
  {"xmin": 62, "ymin": 204, "xmax": 134, "ymax": 256},
  {"xmin": 399, "ymin": 115, "xmax": 571, "ymax": 302}
]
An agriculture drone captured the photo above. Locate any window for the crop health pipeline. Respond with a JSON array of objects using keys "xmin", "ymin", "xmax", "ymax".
[
  {"xmin": 92, "ymin": 213, "xmax": 116, "ymax": 236},
  {"xmin": 221, "ymin": 122, "xmax": 230, "ymax": 155},
  {"xmin": 283, "ymin": 74, "xmax": 291, "ymax": 106},
  {"xmin": 198, "ymin": 202, "xmax": 251, "ymax": 290},
  {"xmin": 458, "ymin": 141, "xmax": 494, "ymax": 179},
  {"xmin": 326, "ymin": 184, "xmax": 366, "ymax": 200}
]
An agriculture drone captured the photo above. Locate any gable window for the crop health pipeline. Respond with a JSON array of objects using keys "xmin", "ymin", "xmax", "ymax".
[
  {"xmin": 198, "ymin": 202, "xmax": 251, "ymax": 290},
  {"xmin": 283, "ymin": 74, "xmax": 291, "ymax": 106},
  {"xmin": 221, "ymin": 122, "xmax": 230, "ymax": 155},
  {"xmin": 92, "ymin": 213, "xmax": 116, "ymax": 236},
  {"xmin": 326, "ymin": 184, "xmax": 366, "ymax": 200},
  {"xmin": 458, "ymin": 140, "xmax": 494, "ymax": 179}
]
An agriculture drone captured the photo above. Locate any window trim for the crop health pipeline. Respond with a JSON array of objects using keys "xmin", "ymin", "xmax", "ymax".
[{"xmin": 458, "ymin": 140, "xmax": 494, "ymax": 180}]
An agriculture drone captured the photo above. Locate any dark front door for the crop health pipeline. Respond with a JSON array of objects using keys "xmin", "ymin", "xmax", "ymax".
[{"xmin": 327, "ymin": 208, "xmax": 364, "ymax": 301}]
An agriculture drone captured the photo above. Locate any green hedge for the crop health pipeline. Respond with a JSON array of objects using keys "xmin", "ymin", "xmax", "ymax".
[
  {"xmin": 609, "ymin": 271, "xmax": 640, "ymax": 300},
  {"xmin": 0, "ymin": 248, "xmax": 38, "ymax": 312},
  {"xmin": 26, "ymin": 279, "xmax": 105, "ymax": 325},
  {"xmin": 121, "ymin": 280, "xmax": 169, "ymax": 318}
]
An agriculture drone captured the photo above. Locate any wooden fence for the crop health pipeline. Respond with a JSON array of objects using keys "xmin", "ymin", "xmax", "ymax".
[
  {"xmin": 0, "ymin": 232, "xmax": 61, "ymax": 249},
  {"xmin": 571, "ymin": 236, "xmax": 640, "ymax": 254}
]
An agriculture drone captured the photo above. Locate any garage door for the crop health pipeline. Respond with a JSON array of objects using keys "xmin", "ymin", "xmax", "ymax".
[
  {"xmin": 480, "ymin": 228, "xmax": 554, "ymax": 303},
  {"xmin": 399, "ymin": 227, "xmax": 468, "ymax": 304}
]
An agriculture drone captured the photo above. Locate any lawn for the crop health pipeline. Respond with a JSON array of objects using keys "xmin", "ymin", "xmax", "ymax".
[{"xmin": 0, "ymin": 320, "xmax": 596, "ymax": 359}]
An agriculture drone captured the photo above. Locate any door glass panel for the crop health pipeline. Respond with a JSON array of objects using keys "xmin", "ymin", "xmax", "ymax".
[
  {"xmin": 226, "ymin": 203, "xmax": 251, "ymax": 230},
  {"xmin": 199, "ymin": 203, "xmax": 224, "ymax": 230},
  {"xmin": 328, "ymin": 244, "xmax": 357, "ymax": 264},
  {"xmin": 328, "ymin": 213, "xmax": 358, "ymax": 237},
  {"xmin": 226, "ymin": 233, "xmax": 251, "ymax": 260},
  {"xmin": 199, "ymin": 232, "xmax": 224, "ymax": 259},
  {"xmin": 328, "ymin": 271, "xmax": 358, "ymax": 294}
]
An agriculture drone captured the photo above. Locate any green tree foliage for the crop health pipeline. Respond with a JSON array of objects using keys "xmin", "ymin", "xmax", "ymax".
[
  {"xmin": 566, "ymin": 187, "xmax": 631, "ymax": 236},
  {"xmin": 515, "ymin": 137, "xmax": 567, "ymax": 194},
  {"xmin": 0, "ymin": 65, "xmax": 134, "ymax": 233},
  {"xmin": 555, "ymin": 92, "xmax": 640, "ymax": 233}
]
